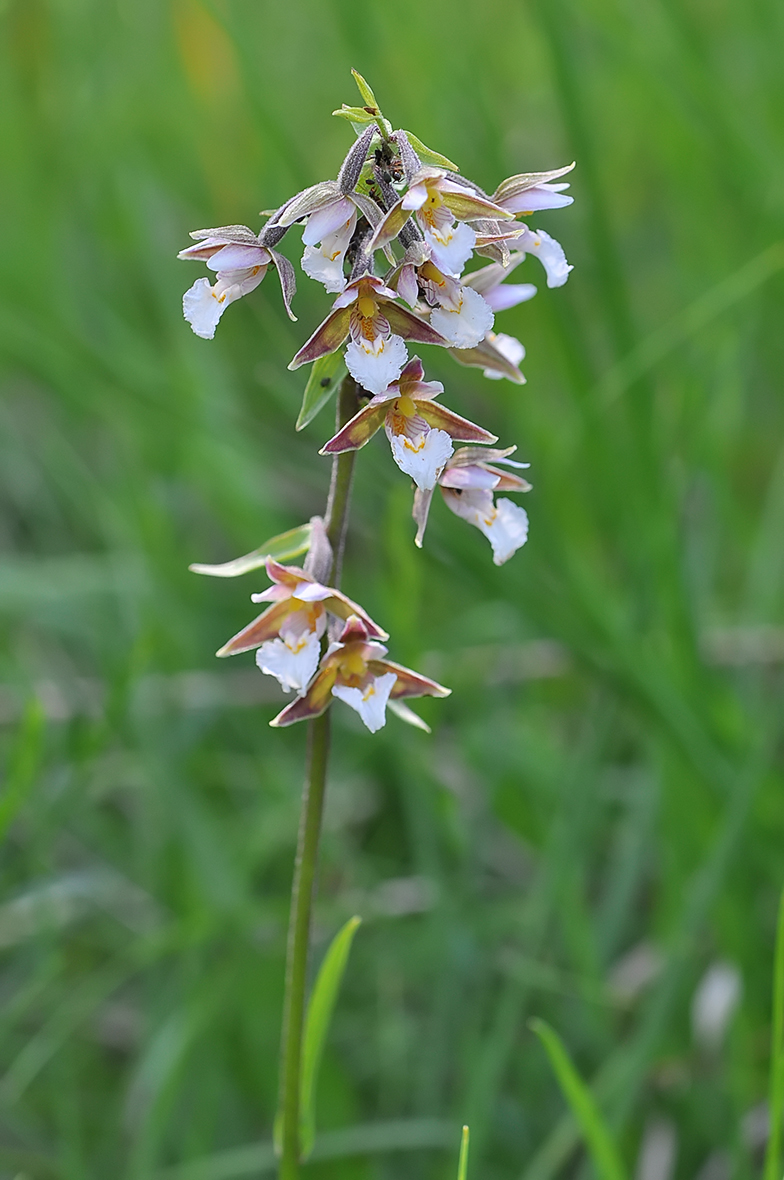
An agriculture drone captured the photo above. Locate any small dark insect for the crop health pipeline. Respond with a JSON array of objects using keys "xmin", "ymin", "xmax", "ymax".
[{"xmin": 320, "ymin": 377, "xmax": 331, "ymax": 388}]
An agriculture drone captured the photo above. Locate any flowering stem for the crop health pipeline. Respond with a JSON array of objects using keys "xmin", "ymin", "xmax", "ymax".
[{"xmin": 277, "ymin": 375, "xmax": 359, "ymax": 1180}]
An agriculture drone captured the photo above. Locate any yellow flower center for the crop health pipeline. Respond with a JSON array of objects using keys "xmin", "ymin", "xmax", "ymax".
[{"xmin": 419, "ymin": 261, "xmax": 444, "ymax": 285}]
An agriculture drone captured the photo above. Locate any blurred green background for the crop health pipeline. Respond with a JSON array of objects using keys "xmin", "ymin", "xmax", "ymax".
[{"xmin": 1, "ymin": 0, "xmax": 784, "ymax": 1177}]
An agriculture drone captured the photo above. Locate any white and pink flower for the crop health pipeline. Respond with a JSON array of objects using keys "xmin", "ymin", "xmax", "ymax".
[
  {"xmin": 216, "ymin": 558, "xmax": 387, "ymax": 697},
  {"xmin": 178, "ymin": 225, "xmax": 296, "ymax": 337},
  {"xmin": 413, "ymin": 445, "xmax": 532, "ymax": 564},
  {"xmin": 321, "ymin": 358, "xmax": 497, "ymax": 491},
  {"xmin": 271, "ymin": 615, "xmax": 450, "ymax": 732},
  {"xmin": 288, "ymin": 275, "xmax": 449, "ymax": 395}
]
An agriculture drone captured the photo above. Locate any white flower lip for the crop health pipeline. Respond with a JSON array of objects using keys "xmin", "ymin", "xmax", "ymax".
[
  {"xmin": 424, "ymin": 221, "xmax": 476, "ymax": 278},
  {"xmin": 430, "ymin": 287, "xmax": 494, "ymax": 349},
  {"xmin": 444, "ymin": 488, "xmax": 529, "ymax": 564},
  {"xmin": 345, "ymin": 334, "xmax": 408, "ymax": 395},
  {"xmin": 256, "ymin": 629, "xmax": 322, "ymax": 696},
  {"xmin": 518, "ymin": 226, "xmax": 573, "ymax": 288},
  {"xmin": 388, "ymin": 427, "xmax": 454, "ymax": 491},
  {"xmin": 332, "ymin": 671, "xmax": 398, "ymax": 732}
]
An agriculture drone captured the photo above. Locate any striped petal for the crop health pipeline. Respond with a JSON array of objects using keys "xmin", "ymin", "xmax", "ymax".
[
  {"xmin": 384, "ymin": 304, "xmax": 450, "ymax": 347},
  {"xmin": 288, "ymin": 306, "xmax": 351, "ymax": 369},
  {"xmin": 270, "ymin": 666, "xmax": 339, "ymax": 727},
  {"xmin": 320, "ymin": 402, "xmax": 389, "ymax": 454},
  {"xmin": 368, "ymin": 659, "xmax": 451, "ymax": 700},
  {"xmin": 417, "ymin": 402, "xmax": 497, "ymax": 444},
  {"xmin": 216, "ymin": 599, "xmax": 294, "ymax": 657}
]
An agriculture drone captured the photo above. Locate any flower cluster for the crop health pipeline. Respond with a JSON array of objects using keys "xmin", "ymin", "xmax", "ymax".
[
  {"xmin": 216, "ymin": 556, "xmax": 448, "ymax": 733},
  {"xmin": 184, "ymin": 72, "xmax": 574, "ymax": 732}
]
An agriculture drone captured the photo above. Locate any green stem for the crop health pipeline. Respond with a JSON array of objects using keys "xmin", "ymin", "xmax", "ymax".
[{"xmin": 277, "ymin": 375, "xmax": 359, "ymax": 1180}]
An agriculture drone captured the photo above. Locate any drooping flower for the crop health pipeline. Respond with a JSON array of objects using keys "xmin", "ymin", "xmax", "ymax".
[
  {"xmin": 492, "ymin": 163, "xmax": 575, "ymax": 215},
  {"xmin": 412, "ymin": 446, "xmax": 532, "ymax": 565},
  {"xmin": 321, "ymin": 358, "xmax": 497, "ymax": 490},
  {"xmin": 364, "ymin": 166, "xmax": 511, "ymax": 279},
  {"xmin": 178, "ymin": 225, "xmax": 297, "ymax": 338},
  {"xmin": 515, "ymin": 226, "xmax": 573, "ymax": 288},
  {"xmin": 271, "ymin": 616, "xmax": 450, "ymax": 732},
  {"xmin": 447, "ymin": 251, "xmax": 544, "ymax": 382},
  {"xmin": 480, "ymin": 333, "xmax": 526, "ymax": 380},
  {"xmin": 216, "ymin": 558, "xmax": 387, "ymax": 697},
  {"xmin": 410, "ymin": 260, "xmax": 495, "ymax": 350},
  {"xmin": 288, "ymin": 275, "xmax": 449, "ymax": 396},
  {"xmin": 462, "ymin": 252, "xmax": 538, "ymax": 313},
  {"xmin": 445, "ymin": 489, "xmax": 530, "ymax": 565},
  {"xmin": 401, "ymin": 168, "xmax": 513, "ymax": 276},
  {"xmin": 300, "ymin": 197, "xmax": 358, "ymax": 293}
]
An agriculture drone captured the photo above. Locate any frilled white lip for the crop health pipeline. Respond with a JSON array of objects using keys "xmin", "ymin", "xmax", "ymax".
[
  {"xmin": 332, "ymin": 671, "xmax": 398, "ymax": 732},
  {"xmin": 387, "ymin": 426, "xmax": 454, "ymax": 491},
  {"xmin": 256, "ymin": 629, "xmax": 322, "ymax": 696},
  {"xmin": 443, "ymin": 489, "xmax": 529, "ymax": 565},
  {"xmin": 345, "ymin": 334, "xmax": 408, "ymax": 395},
  {"xmin": 183, "ymin": 269, "xmax": 267, "ymax": 339},
  {"xmin": 430, "ymin": 287, "xmax": 494, "ymax": 349},
  {"xmin": 518, "ymin": 226, "xmax": 572, "ymax": 288},
  {"xmin": 423, "ymin": 222, "xmax": 476, "ymax": 278}
]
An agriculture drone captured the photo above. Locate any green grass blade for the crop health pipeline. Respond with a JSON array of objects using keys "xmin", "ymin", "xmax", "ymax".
[
  {"xmin": 529, "ymin": 1019, "xmax": 626, "ymax": 1180},
  {"xmin": 300, "ymin": 916, "xmax": 362, "ymax": 1158},
  {"xmin": 0, "ymin": 700, "xmax": 45, "ymax": 842},
  {"xmin": 188, "ymin": 524, "xmax": 313, "ymax": 577},
  {"xmin": 457, "ymin": 1125, "xmax": 470, "ymax": 1180},
  {"xmin": 764, "ymin": 886, "xmax": 784, "ymax": 1180},
  {"xmin": 295, "ymin": 353, "xmax": 347, "ymax": 432}
]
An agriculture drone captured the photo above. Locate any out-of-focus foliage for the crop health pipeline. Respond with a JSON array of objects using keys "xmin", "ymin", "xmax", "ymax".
[{"xmin": 1, "ymin": 1, "xmax": 783, "ymax": 1178}]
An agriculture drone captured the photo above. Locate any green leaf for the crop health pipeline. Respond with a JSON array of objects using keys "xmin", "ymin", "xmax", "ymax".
[
  {"xmin": 402, "ymin": 131, "xmax": 458, "ymax": 172},
  {"xmin": 529, "ymin": 1019, "xmax": 626, "ymax": 1180},
  {"xmin": 351, "ymin": 69, "xmax": 378, "ymax": 109},
  {"xmin": 296, "ymin": 353, "xmax": 347, "ymax": 432},
  {"xmin": 764, "ymin": 886, "xmax": 784, "ymax": 1180},
  {"xmin": 457, "ymin": 1125, "xmax": 470, "ymax": 1180},
  {"xmin": 300, "ymin": 917, "xmax": 362, "ymax": 1159},
  {"xmin": 188, "ymin": 524, "xmax": 312, "ymax": 578},
  {"xmin": 332, "ymin": 105, "xmax": 377, "ymax": 126},
  {"xmin": 0, "ymin": 700, "xmax": 45, "ymax": 842}
]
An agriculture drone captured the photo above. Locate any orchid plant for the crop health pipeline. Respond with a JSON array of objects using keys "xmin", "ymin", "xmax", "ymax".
[{"xmin": 182, "ymin": 72, "xmax": 573, "ymax": 1180}]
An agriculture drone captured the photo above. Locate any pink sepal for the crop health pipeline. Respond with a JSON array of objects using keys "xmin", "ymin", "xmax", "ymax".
[
  {"xmin": 288, "ymin": 306, "xmax": 351, "ymax": 369},
  {"xmin": 270, "ymin": 666, "xmax": 338, "ymax": 727},
  {"xmin": 368, "ymin": 659, "xmax": 451, "ymax": 700},
  {"xmin": 384, "ymin": 304, "xmax": 450, "ymax": 347},
  {"xmin": 320, "ymin": 403, "xmax": 389, "ymax": 454},
  {"xmin": 216, "ymin": 599, "xmax": 293, "ymax": 657},
  {"xmin": 397, "ymin": 264, "xmax": 419, "ymax": 308},
  {"xmin": 418, "ymin": 403, "xmax": 498, "ymax": 444},
  {"xmin": 265, "ymin": 558, "xmax": 306, "ymax": 587}
]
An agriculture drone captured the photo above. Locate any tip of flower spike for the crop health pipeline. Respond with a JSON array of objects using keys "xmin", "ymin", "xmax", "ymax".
[{"xmin": 350, "ymin": 68, "xmax": 379, "ymax": 110}]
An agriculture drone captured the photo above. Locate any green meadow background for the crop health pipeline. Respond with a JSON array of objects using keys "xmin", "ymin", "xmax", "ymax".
[{"xmin": 1, "ymin": 0, "xmax": 784, "ymax": 1177}]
